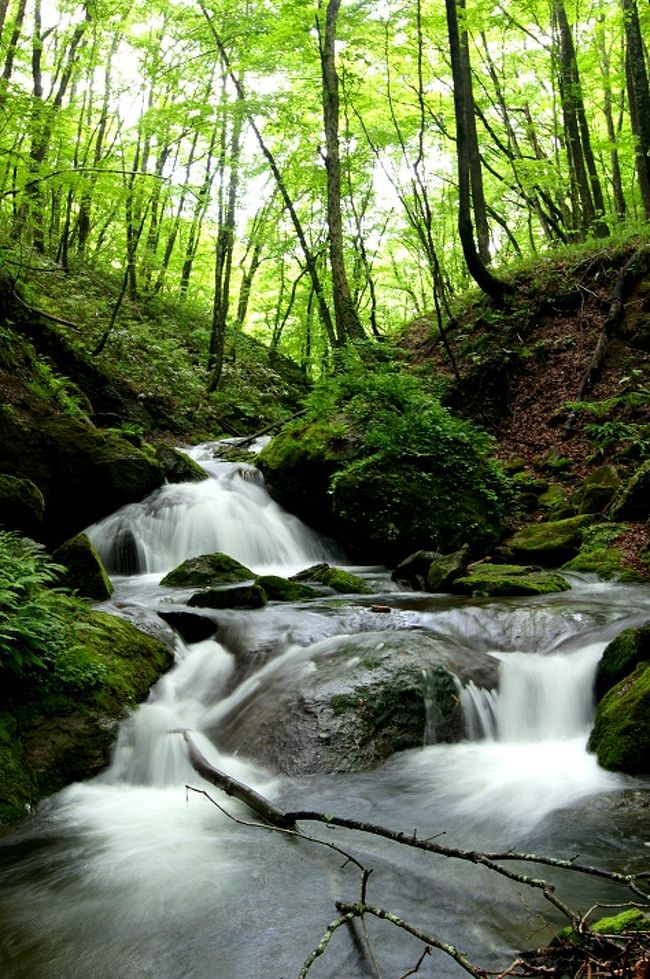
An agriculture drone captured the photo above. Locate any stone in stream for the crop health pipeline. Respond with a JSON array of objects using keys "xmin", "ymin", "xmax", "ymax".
[
  {"xmin": 52, "ymin": 532, "xmax": 113, "ymax": 601},
  {"xmin": 213, "ymin": 630, "xmax": 499, "ymax": 775},
  {"xmin": 451, "ymin": 563, "xmax": 570, "ymax": 597},
  {"xmin": 290, "ymin": 563, "xmax": 372, "ymax": 594},
  {"xmin": 188, "ymin": 584, "xmax": 267, "ymax": 610},
  {"xmin": 160, "ymin": 552, "xmax": 254, "ymax": 588},
  {"xmin": 391, "ymin": 545, "xmax": 470, "ymax": 591}
]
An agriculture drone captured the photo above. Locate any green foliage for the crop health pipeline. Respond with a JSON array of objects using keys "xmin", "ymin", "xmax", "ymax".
[{"xmin": 0, "ymin": 531, "xmax": 105, "ymax": 691}]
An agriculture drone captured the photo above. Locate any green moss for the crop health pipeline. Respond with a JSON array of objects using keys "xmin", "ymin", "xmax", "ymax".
[
  {"xmin": 452, "ymin": 563, "xmax": 570, "ymax": 597},
  {"xmin": 291, "ymin": 563, "xmax": 372, "ymax": 594},
  {"xmin": 52, "ymin": 532, "xmax": 113, "ymax": 601},
  {"xmin": 255, "ymin": 575, "xmax": 316, "ymax": 601},
  {"xmin": 588, "ymin": 663, "xmax": 650, "ymax": 774},
  {"xmin": 0, "ymin": 474, "xmax": 44, "ymax": 536},
  {"xmin": 160, "ymin": 552, "xmax": 254, "ymax": 587},
  {"xmin": 562, "ymin": 522, "xmax": 647, "ymax": 581},
  {"xmin": 590, "ymin": 909, "xmax": 648, "ymax": 935},
  {"xmin": 594, "ymin": 623, "xmax": 650, "ymax": 700},
  {"xmin": 505, "ymin": 514, "xmax": 594, "ymax": 564}
]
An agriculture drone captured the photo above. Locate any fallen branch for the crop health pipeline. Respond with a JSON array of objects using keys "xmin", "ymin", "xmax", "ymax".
[
  {"xmin": 183, "ymin": 733, "xmax": 296, "ymax": 829},
  {"xmin": 234, "ymin": 407, "xmax": 308, "ymax": 447},
  {"xmin": 11, "ymin": 288, "xmax": 81, "ymax": 330}
]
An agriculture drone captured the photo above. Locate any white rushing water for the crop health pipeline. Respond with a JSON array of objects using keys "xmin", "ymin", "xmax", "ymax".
[
  {"xmin": 1, "ymin": 446, "xmax": 648, "ymax": 979},
  {"xmin": 86, "ymin": 442, "xmax": 338, "ymax": 575}
]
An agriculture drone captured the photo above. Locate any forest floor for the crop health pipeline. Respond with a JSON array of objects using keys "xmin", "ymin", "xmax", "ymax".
[{"xmin": 400, "ymin": 240, "xmax": 650, "ymax": 573}]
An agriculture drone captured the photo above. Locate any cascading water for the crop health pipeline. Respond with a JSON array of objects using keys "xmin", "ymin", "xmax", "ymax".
[
  {"xmin": 1, "ymin": 444, "xmax": 648, "ymax": 979},
  {"xmin": 87, "ymin": 442, "xmax": 339, "ymax": 575}
]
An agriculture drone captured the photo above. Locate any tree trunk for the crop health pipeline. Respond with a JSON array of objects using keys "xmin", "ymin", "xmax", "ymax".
[
  {"xmin": 444, "ymin": 0, "xmax": 508, "ymax": 303},
  {"xmin": 622, "ymin": 0, "xmax": 650, "ymax": 219},
  {"xmin": 318, "ymin": 0, "xmax": 364, "ymax": 344}
]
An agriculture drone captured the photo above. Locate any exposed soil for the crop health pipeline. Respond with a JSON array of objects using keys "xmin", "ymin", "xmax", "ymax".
[{"xmin": 400, "ymin": 243, "xmax": 650, "ymax": 571}]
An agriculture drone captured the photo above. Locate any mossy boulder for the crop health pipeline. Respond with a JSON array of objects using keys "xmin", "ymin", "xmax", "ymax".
[
  {"xmin": 503, "ymin": 514, "xmax": 594, "ymax": 565},
  {"xmin": 291, "ymin": 563, "xmax": 372, "ymax": 594},
  {"xmin": 537, "ymin": 482, "xmax": 572, "ymax": 516},
  {"xmin": 0, "ymin": 398, "xmax": 164, "ymax": 544},
  {"xmin": 572, "ymin": 464, "xmax": 621, "ymax": 515},
  {"xmin": 511, "ymin": 471, "xmax": 549, "ymax": 511},
  {"xmin": 0, "ymin": 475, "xmax": 44, "ymax": 537},
  {"xmin": 451, "ymin": 563, "xmax": 571, "ymax": 597},
  {"xmin": 588, "ymin": 663, "xmax": 650, "ymax": 774},
  {"xmin": 154, "ymin": 445, "xmax": 208, "ymax": 483},
  {"xmin": 254, "ymin": 575, "xmax": 317, "ymax": 602},
  {"xmin": 594, "ymin": 622, "xmax": 650, "ymax": 701},
  {"xmin": 160, "ymin": 552, "xmax": 254, "ymax": 588},
  {"xmin": 52, "ymin": 532, "xmax": 113, "ymax": 601},
  {"xmin": 391, "ymin": 546, "xmax": 470, "ymax": 592},
  {"xmin": 187, "ymin": 584, "xmax": 267, "ymax": 610},
  {"xmin": 562, "ymin": 522, "xmax": 646, "ymax": 581},
  {"xmin": 0, "ymin": 605, "xmax": 172, "ymax": 828},
  {"xmin": 215, "ymin": 630, "xmax": 500, "ymax": 774},
  {"xmin": 610, "ymin": 459, "xmax": 650, "ymax": 521}
]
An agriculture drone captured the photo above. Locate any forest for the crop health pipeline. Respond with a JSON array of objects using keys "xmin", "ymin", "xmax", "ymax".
[{"xmin": 0, "ymin": 0, "xmax": 649, "ymax": 977}]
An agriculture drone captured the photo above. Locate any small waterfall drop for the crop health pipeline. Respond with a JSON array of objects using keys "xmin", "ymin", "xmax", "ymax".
[{"xmin": 86, "ymin": 442, "xmax": 339, "ymax": 575}]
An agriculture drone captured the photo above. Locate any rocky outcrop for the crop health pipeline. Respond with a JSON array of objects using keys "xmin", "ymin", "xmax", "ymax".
[
  {"xmin": 610, "ymin": 459, "xmax": 650, "ymax": 521},
  {"xmin": 160, "ymin": 552, "xmax": 254, "ymax": 588},
  {"xmin": 0, "ymin": 475, "xmax": 44, "ymax": 537},
  {"xmin": 214, "ymin": 631, "xmax": 500, "ymax": 774},
  {"xmin": 572, "ymin": 464, "xmax": 621, "ymax": 515},
  {"xmin": 451, "ymin": 563, "xmax": 570, "ymax": 597},
  {"xmin": 154, "ymin": 446, "xmax": 208, "ymax": 483},
  {"xmin": 188, "ymin": 584, "xmax": 267, "ymax": 610},
  {"xmin": 291, "ymin": 563, "xmax": 373, "ymax": 594},
  {"xmin": 391, "ymin": 546, "xmax": 470, "ymax": 591},
  {"xmin": 502, "ymin": 514, "xmax": 593, "ymax": 565}
]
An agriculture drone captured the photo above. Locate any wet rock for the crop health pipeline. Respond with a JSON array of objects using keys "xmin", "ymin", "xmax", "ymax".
[
  {"xmin": 503, "ymin": 514, "xmax": 593, "ymax": 565},
  {"xmin": 451, "ymin": 563, "xmax": 570, "ymax": 597},
  {"xmin": 158, "ymin": 610, "xmax": 218, "ymax": 643},
  {"xmin": 392, "ymin": 545, "xmax": 470, "ymax": 592},
  {"xmin": 215, "ymin": 631, "xmax": 499, "ymax": 775},
  {"xmin": 254, "ymin": 575, "xmax": 317, "ymax": 602},
  {"xmin": 562, "ymin": 522, "xmax": 646, "ymax": 581},
  {"xmin": 594, "ymin": 621, "xmax": 650, "ymax": 700},
  {"xmin": 53, "ymin": 532, "xmax": 113, "ymax": 601},
  {"xmin": 588, "ymin": 663, "xmax": 650, "ymax": 775},
  {"xmin": 160, "ymin": 552, "xmax": 254, "ymax": 588},
  {"xmin": 155, "ymin": 446, "xmax": 208, "ymax": 483},
  {"xmin": 188, "ymin": 584, "xmax": 267, "ymax": 610},
  {"xmin": 291, "ymin": 563, "xmax": 372, "ymax": 594}
]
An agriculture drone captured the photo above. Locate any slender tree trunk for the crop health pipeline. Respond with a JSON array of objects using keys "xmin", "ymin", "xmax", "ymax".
[
  {"xmin": 0, "ymin": 0, "xmax": 27, "ymax": 106},
  {"xmin": 317, "ymin": 0, "xmax": 364, "ymax": 344},
  {"xmin": 444, "ymin": 0, "xmax": 508, "ymax": 303},
  {"xmin": 597, "ymin": 15, "xmax": 626, "ymax": 218},
  {"xmin": 622, "ymin": 0, "xmax": 650, "ymax": 218}
]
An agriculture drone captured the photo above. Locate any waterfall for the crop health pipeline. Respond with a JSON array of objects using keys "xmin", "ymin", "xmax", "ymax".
[
  {"xmin": 86, "ymin": 443, "xmax": 339, "ymax": 575},
  {"xmin": 461, "ymin": 641, "xmax": 605, "ymax": 743}
]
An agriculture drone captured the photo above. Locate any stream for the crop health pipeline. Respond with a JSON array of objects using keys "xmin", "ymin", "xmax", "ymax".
[{"xmin": 0, "ymin": 442, "xmax": 648, "ymax": 978}]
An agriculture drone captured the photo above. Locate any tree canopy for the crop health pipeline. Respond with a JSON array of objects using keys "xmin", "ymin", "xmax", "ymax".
[{"xmin": 1, "ymin": 0, "xmax": 649, "ymax": 377}]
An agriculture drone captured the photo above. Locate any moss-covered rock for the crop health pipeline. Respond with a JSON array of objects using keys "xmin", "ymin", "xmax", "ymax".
[
  {"xmin": 154, "ymin": 445, "xmax": 208, "ymax": 483},
  {"xmin": 537, "ymin": 482, "xmax": 572, "ymax": 515},
  {"xmin": 215, "ymin": 630, "xmax": 500, "ymax": 774},
  {"xmin": 503, "ymin": 514, "xmax": 594, "ymax": 565},
  {"xmin": 291, "ymin": 563, "xmax": 372, "ymax": 594},
  {"xmin": 562, "ymin": 522, "xmax": 647, "ymax": 581},
  {"xmin": 0, "ymin": 605, "xmax": 172, "ymax": 828},
  {"xmin": 0, "ymin": 474, "xmax": 44, "ymax": 537},
  {"xmin": 588, "ymin": 663, "xmax": 650, "ymax": 774},
  {"xmin": 187, "ymin": 584, "xmax": 267, "ymax": 609},
  {"xmin": 572, "ymin": 464, "xmax": 621, "ymax": 515},
  {"xmin": 451, "ymin": 563, "xmax": 571, "ymax": 597},
  {"xmin": 594, "ymin": 622, "xmax": 650, "ymax": 700},
  {"xmin": 610, "ymin": 459, "xmax": 650, "ymax": 521},
  {"xmin": 391, "ymin": 546, "xmax": 470, "ymax": 592},
  {"xmin": 160, "ymin": 552, "xmax": 254, "ymax": 588},
  {"xmin": 52, "ymin": 532, "xmax": 113, "ymax": 601},
  {"xmin": 254, "ymin": 575, "xmax": 317, "ymax": 602}
]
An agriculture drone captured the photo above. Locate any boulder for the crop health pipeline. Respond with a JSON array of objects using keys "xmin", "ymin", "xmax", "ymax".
[
  {"xmin": 610, "ymin": 459, "xmax": 650, "ymax": 521},
  {"xmin": 588, "ymin": 663, "xmax": 650, "ymax": 774},
  {"xmin": 254, "ymin": 575, "xmax": 317, "ymax": 602},
  {"xmin": 187, "ymin": 584, "xmax": 267, "ymax": 610},
  {"xmin": 157, "ymin": 610, "xmax": 218, "ymax": 644},
  {"xmin": 0, "ymin": 475, "xmax": 44, "ymax": 537},
  {"xmin": 214, "ymin": 630, "xmax": 500, "ymax": 774},
  {"xmin": 52, "ymin": 532, "xmax": 113, "ymax": 601},
  {"xmin": 503, "ymin": 514, "xmax": 593, "ymax": 565},
  {"xmin": 291, "ymin": 563, "xmax": 372, "ymax": 594},
  {"xmin": 594, "ymin": 622, "xmax": 650, "ymax": 701},
  {"xmin": 572, "ymin": 464, "xmax": 621, "ymax": 515},
  {"xmin": 451, "ymin": 563, "xmax": 570, "ymax": 597},
  {"xmin": 160, "ymin": 552, "xmax": 254, "ymax": 588},
  {"xmin": 391, "ymin": 545, "xmax": 470, "ymax": 592},
  {"xmin": 562, "ymin": 522, "xmax": 647, "ymax": 581},
  {"xmin": 154, "ymin": 446, "xmax": 208, "ymax": 483}
]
